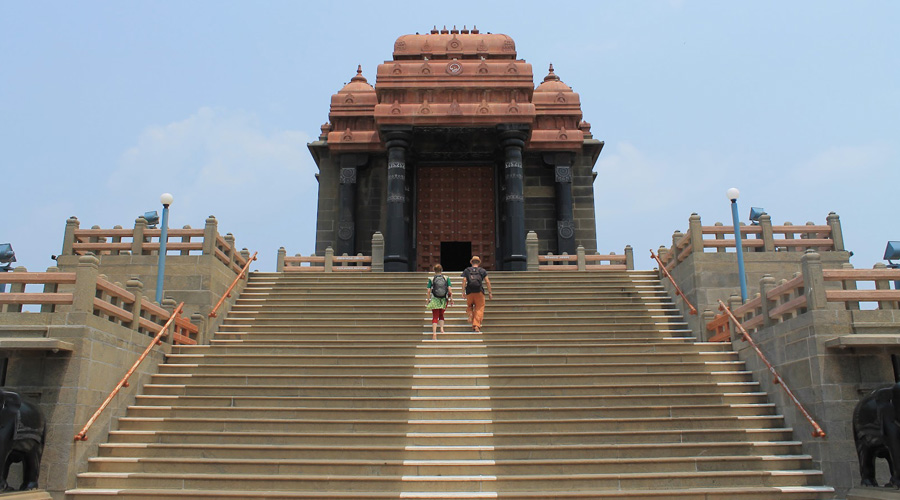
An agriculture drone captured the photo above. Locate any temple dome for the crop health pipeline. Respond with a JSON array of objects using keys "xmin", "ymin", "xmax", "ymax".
[
  {"xmin": 337, "ymin": 65, "xmax": 375, "ymax": 94},
  {"xmin": 534, "ymin": 64, "xmax": 573, "ymax": 93}
]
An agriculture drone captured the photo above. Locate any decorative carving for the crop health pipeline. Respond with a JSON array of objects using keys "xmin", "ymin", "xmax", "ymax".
[
  {"xmin": 338, "ymin": 222, "xmax": 355, "ymax": 241},
  {"xmin": 394, "ymin": 40, "xmax": 406, "ymax": 52},
  {"xmin": 418, "ymin": 99, "xmax": 432, "ymax": 115},
  {"xmin": 505, "ymin": 160, "xmax": 523, "ymax": 170},
  {"xmin": 446, "ymin": 60, "xmax": 463, "ymax": 75},
  {"xmin": 558, "ymin": 128, "xmax": 569, "ymax": 140},
  {"xmin": 448, "ymin": 99, "xmax": 462, "ymax": 115},
  {"xmin": 391, "ymin": 100, "xmax": 401, "ymax": 115},
  {"xmin": 476, "ymin": 39, "xmax": 488, "ymax": 52},
  {"xmin": 392, "ymin": 63, "xmax": 402, "ymax": 75},
  {"xmin": 344, "ymin": 93, "xmax": 354, "ymax": 104},
  {"xmin": 421, "ymin": 62, "xmax": 431, "ymax": 75},
  {"xmin": 340, "ymin": 167, "xmax": 357, "ymax": 184},
  {"xmin": 555, "ymin": 166, "xmax": 572, "ymax": 183},
  {"xmin": 506, "ymin": 63, "xmax": 518, "ymax": 74},
  {"xmin": 477, "ymin": 61, "xmax": 489, "ymax": 74},
  {"xmin": 387, "ymin": 194, "xmax": 407, "ymax": 203},
  {"xmin": 505, "ymin": 193, "xmax": 524, "ymax": 202},
  {"xmin": 556, "ymin": 92, "xmax": 567, "ymax": 103},
  {"xmin": 477, "ymin": 99, "xmax": 491, "ymax": 115},
  {"xmin": 388, "ymin": 161, "xmax": 405, "ymax": 170},
  {"xmin": 422, "ymin": 39, "xmax": 432, "ymax": 52},
  {"xmin": 558, "ymin": 220, "xmax": 575, "ymax": 240},
  {"xmin": 342, "ymin": 128, "xmax": 353, "ymax": 142},
  {"xmin": 502, "ymin": 37, "xmax": 515, "ymax": 52},
  {"xmin": 447, "ymin": 35, "xmax": 462, "ymax": 51}
]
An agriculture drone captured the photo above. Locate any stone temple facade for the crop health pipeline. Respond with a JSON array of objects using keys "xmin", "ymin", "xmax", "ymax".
[{"xmin": 309, "ymin": 27, "xmax": 603, "ymax": 272}]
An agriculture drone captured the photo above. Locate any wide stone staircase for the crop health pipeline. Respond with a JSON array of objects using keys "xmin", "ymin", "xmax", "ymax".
[{"xmin": 66, "ymin": 271, "xmax": 834, "ymax": 499}]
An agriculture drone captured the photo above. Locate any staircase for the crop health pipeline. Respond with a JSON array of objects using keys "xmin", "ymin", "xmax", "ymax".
[{"xmin": 67, "ymin": 271, "xmax": 834, "ymax": 499}]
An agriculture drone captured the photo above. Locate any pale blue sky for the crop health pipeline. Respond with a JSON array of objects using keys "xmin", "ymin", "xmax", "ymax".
[{"xmin": 2, "ymin": 1, "xmax": 898, "ymax": 275}]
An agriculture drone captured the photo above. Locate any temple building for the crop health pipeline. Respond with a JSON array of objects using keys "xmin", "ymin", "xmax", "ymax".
[{"xmin": 309, "ymin": 26, "xmax": 603, "ymax": 271}]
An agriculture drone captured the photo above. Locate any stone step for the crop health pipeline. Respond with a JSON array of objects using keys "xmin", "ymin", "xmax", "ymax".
[
  {"xmin": 133, "ymin": 391, "xmax": 770, "ymax": 408},
  {"xmin": 72, "ymin": 469, "xmax": 825, "ymax": 491},
  {"xmin": 181, "ymin": 341, "xmax": 724, "ymax": 354},
  {"xmin": 157, "ymin": 361, "xmax": 747, "ymax": 376},
  {"xmin": 106, "ymin": 427, "xmax": 797, "ymax": 446},
  {"xmin": 141, "ymin": 380, "xmax": 762, "ymax": 397},
  {"xmin": 65, "ymin": 485, "xmax": 836, "ymax": 499},
  {"xmin": 122, "ymin": 402, "xmax": 778, "ymax": 420},
  {"xmin": 86, "ymin": 454, "xmax": 814, "ymax": 476},
  {"xmin": 115, "ymin": 414, "xmax": 785, "ymax": 433},
  {"xmin": 145, "ymin": 370, "xmax": 754, "ymax": 387},
  {"xmin": 97, "ymin": 440, "xmax": 804, "ymax": 460},
  {"xmin": 207, "ymin": 332, "xmax": 697, "ymax": 343},
  {"xmin": 163, "ymin": 351, "xmax": 739, "ymax": 366}
]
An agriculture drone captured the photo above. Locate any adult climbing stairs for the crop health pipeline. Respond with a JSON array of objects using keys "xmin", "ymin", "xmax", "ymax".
[{"xmin": 66, "ymin": 271, "xmax": 835, "ymax": 499}]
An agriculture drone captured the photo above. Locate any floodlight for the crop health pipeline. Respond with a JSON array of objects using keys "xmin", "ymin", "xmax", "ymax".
[
  {"xmin": 0, "ymin": 243, "xmax": 14, "ymax": 273},
  {"xmin": 749, "ymin": 207, "xmax": 766, "ymax": 225},
  {"xmin": 885, "ymin": 241, "xmax": 900, "ymax": 263},
  {"xmin": 143, "ymin": 210, "xmax": 160, "ymax": 227},
  {"xmin": 0, "ymin": 244, "xmax": 15, "ymax": 264}
]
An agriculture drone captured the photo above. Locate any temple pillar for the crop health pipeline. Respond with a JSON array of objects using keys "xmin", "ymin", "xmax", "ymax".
[
  {"xmin": 545, "ymin": 152, "xmax": 576, "ymax": 255},
  {"xmin": 336, "ymin": 153, "xmax": 367, "ymax": 257},
  {"xmin": 499, "ymin": 125, "xmax": 529, "ymax": 271},
  {"xmin": 382, "ymin": 127, "xmax": 413, "ymax": 272}
]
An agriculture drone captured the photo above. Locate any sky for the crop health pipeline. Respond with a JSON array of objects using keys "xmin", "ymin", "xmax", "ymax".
[{"xmin": 1, "ymin": 1, "xmax": 898, "ymax": 275}]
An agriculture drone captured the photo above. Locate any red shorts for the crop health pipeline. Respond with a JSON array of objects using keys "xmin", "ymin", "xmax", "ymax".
[{"xmin": 431, "ymin": 309, "xmax": 445, "ymax": 323}]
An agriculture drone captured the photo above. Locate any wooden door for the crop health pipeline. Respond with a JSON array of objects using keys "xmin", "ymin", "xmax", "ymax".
[{"xmin": 416, "ymin": 166, "xmax": 495, "ymax": 272}]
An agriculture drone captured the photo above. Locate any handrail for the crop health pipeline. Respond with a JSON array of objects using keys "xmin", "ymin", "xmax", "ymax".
[
  {"xmin": 650, "ymin": 249, "xmax": 697, "ymax": 315},
  {"xmin": 209, "ymin": 251, "xmax": 257, "ymax": 318},
  {"xmin": 716, "ymin": 299, "xmax": 826, "ymax": 439},
  {"xmin": 74, "ymin": 302, "xmax": 184, "ymax": 441}
]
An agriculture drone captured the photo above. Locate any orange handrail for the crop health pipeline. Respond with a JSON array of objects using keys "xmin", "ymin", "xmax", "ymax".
[
  {"xmin": 75, "ymin": 302, "xmax": 185, "ymax": 441},
  {"xmin": 716, "ymin": 299, "xmax": 826, "ymax": 438},
  {"xmin": 209, "ymin": 251, "xmax": 257, "ymax": 318},
  {"xmin": 650, "ymin": 249, "xmax": 697, "ymax": 315}
]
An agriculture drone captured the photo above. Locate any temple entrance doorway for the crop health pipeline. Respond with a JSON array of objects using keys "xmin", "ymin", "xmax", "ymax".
[{"xmin": 415, "ymin": 165, "xmax": 496, "ymax": 272}]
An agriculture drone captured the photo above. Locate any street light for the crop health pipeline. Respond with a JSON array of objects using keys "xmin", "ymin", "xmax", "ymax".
[
  {"xmin": 727, "ymin": 188, "xmax": 748, "ymax": 303},
  {"xmin": 155, "ymin": 193, "xmax": 174, "ymax": 303},
  {"xmin": 0, "ymin": 243, "xmax": 15, "ymax": 294}
]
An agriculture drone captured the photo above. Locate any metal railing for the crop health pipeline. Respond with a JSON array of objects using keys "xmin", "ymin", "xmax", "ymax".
[
  {"xmin": 209, "ymin": 251, "xmax": 257, "ymax": 319},
  {"xmin": 650, "ymin": 249, "xmax": 697, "ymax": 315},
  {"xmin": 74, "ymin": 302, "xmax": 188, "ymax": 441},
  {"xmin": 716, "ymin": 299, "xmax": 826, "ymax": 438}
]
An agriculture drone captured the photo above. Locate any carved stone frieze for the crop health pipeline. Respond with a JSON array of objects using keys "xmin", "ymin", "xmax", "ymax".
[
  {"xmin": 338, "ymin": 222, "xmax": 355, "ymax": 241},
  {"xmin": 555, "ymin": 166, "xmax": 572, "ymax": 183},
  {"xmin": 558, "ymin": 220, "xmax": 575, "ymax": 240}
]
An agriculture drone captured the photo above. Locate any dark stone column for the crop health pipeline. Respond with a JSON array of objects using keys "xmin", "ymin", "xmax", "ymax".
[
  {"xmin": 382, "ymin": 127, "xmax": 413, "ymax": 272},
  {"xmin": 545, "ymin": 152, "xmax": 576, "ymax": 255},
  {"xmin": 499, "ymin": 125, "xmax": 529, "ymax": 271},
  {"xmin": 336, "ymin": 153, "xmax": 367, "ymax": 257}
]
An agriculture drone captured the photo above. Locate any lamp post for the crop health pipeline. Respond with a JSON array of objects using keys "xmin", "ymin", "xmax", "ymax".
[
  {"xmin": 155, "ymin": 193, "xmax": 174, "ymax": 303},
  {"xmin": 727, "ymin": 188, "xmax": 748, "ymax": 303}
]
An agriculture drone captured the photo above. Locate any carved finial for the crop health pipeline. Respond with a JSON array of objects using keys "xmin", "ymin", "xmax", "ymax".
[
  {"xmin": 357, "ymin": 65, "xmax": 362, "ymax": 75},
  {"xmin": 543, "ymin": 63, "xmax": 561, "ymax": 83}
]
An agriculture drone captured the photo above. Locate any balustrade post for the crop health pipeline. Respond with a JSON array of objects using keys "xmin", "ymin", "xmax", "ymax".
[
  {"xmin": 125, "ymin": 278, "xmax": 144, "ymax": 332},
  {"xmin": 714, "ymin": 222, "xmax": 726, "ymax": 253},
  {"xmin": 73, "ymin": 255, "xmax": 100, "ymax": 314},
  {"xmin": 688, "ymin": 213, "xmax": 703, "ymax": 256},
  {"xmin": 783, "ymin": 222, "xmax": 796, "ymax": 252},
  {"xmin": 62, "ymin": 216, "xmax": 80, "ymax": 256},
  {"xmin": 111, "ymin": 225, "xmax": 123, "ymax": 255},
  {"xmin": 162, "ymin": 298, "xmax": 178, "ymax": 340},
  {"xmin": 240, "ymin": 248, "xmax": 250, "ymax": 273},
  {"xmin": 371, "ymin": 232, "xmax": 384, "ymax": 273},
  {"xmin": 874, "ymin": 263, "xmax": 897, "ymax": 310},
  {"xmin": 41, "ymin": 266, "xmax": 60, "ymax": 313},
  {"xmin": 132, "ymin": 217, "xmax": 147, "ymax": 255},
  {"xmin": 841, "ymin": 263, "xmax": 859, "ymax": 310},
  {"xmin": 180, "ymin": 225, "xmax": 192, "ymax": 255},
  {"xmin": 827, "ymin": 212, "xmax": 845, "ymax": 251},
  {"xmin": 576, "ymin": 246, "xmax": 586, "ymax": 271},
  {"xmin": 700, "ymin": 309, "xmax": 716, "ymax": 342},
  {"xmin": 802, "ymin": 222, "xmax": 814, "ymax": 251},
  {"xmin": 800, "ymin": 250, "xmax": 827, "ymax": 310},
  {"xmin": 526, "ymin": 231, "xmax": 539, "ymax": 271},
  {"xmin": 3, "ymin": 267, "xmax": 27, "ymax": 313},
  {"xmin": 657, "ymin": 246, "xmax": 669, "ymax": 267},
  {"xmin": 625, "ymin": 245, "xmax": 634, "ymax": 270},
  {"xmin": 324, "ymin": 246, "xmax": 334, "ymax": 272},
  {"xmin": 759, "ymin": 214, "xmax": 775, "ymax": 252},
  {"xmin": 190, "ymin": 312, "xmax": 206, "ymax": 344},
  {"xmin": 276, "ymin": 247, "xmax": 286, "ymax": 272},
  {"xmin": 759, "ymin": 275, "xmax": 777, "ymax": 327},
  {"xmin": 727, "ymin": 294, "xmax": 743, "ymax": 340},
  {"xmin": 224, "ymin": 234, "xmax": 236, "ymax": 266},
  {"xmin": 202, "ymin": 216, "xmax": 218, "ymax": 256}
]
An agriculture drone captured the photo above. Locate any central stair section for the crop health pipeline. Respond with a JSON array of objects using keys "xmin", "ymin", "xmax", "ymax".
[{"xmin": 67, "ymin": 271, "xmax": 834, "ymax": 499}]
